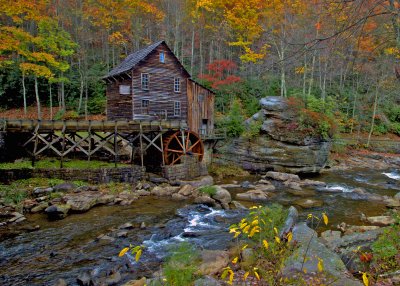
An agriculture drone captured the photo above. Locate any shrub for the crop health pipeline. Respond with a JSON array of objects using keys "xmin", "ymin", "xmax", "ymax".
[
  {"xmin": 87, "ymin": 95, "xmax": 106, "ymax": 114},
  {"xmin": 223, "ymin": 99, "xmax": 245, "ymax": 137},
  {"xmin": 371, "ymin": 213, "xmax": 400, "ymax": 274},
  {"xmin": 208, "ymin": 163, "xmax": 249, "ymax": 179}
]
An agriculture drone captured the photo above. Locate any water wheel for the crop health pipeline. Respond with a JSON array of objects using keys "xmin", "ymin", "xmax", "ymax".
[{"xmin": 163, "ymin": 130, "xmax": 204, "ymax": 165}]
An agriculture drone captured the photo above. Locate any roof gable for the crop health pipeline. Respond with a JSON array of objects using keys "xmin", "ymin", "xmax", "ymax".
[{"xmin": 104, "ymin": 41, "xmax": 190, "ymax": 79}]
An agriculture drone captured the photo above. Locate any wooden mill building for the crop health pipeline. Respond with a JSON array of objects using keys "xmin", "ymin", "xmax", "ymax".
[{"xmin": 103, "ymin": 40, "xmax": 215, "ymax": 138}]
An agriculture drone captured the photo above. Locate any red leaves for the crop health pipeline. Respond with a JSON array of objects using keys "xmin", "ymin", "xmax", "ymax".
[
  {"xmin": 199, "ymin": 59, "xmax": 241, "ymax": 89},
  {"xmin": 359, "ymin": 252, "xmax": 373, "ymax": 263}
]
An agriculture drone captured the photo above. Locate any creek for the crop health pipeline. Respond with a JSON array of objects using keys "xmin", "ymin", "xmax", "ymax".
[{"xmin": 0, "ymin": 168, "xmax": 399, "ymax": 285}]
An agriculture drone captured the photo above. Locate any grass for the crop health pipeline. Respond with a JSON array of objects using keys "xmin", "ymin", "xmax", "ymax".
[
  {"xmin": 0, "ymin": 178, "xmax": 85, "ymax": 206},
  {"xmin": 198, "ymin": 185, "xmax": 217, "ymax": 196},
  {"xmin": 208, "ymin": 163, "xmax": 249, "ymax": 179},
  {"xmin": 0, "ymin": 158, "xmax": 131, "ymax": 170}
]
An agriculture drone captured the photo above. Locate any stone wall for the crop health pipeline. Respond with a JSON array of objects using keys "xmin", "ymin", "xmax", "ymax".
[
  {"xmin": 0, "ymin": 166, "xmax": 146, "ymax": 184},
  {"xmin": 163, "ymin": 155, "xmax": 208, "ymax": 181}
]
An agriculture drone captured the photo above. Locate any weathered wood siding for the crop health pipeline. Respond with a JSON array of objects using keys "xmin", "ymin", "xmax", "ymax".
[
  {"xmin": 106, "ymin": 78, "xmax": 133, "ymax": 120},
  {"xmin": 131, "ymin": 44, "xmax": 189, "ymax": 120},
  {"xmin": 187, "ymin": 79, "xmax": 214, "ymax": 135}
]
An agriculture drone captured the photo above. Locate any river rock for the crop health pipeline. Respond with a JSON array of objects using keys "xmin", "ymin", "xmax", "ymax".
[
  {"xmin": 294, "ymin": 198, "xmax": 323, "ymax": 208},
  {"xmin": 395, "ymin": 192, "xmax": 400, "ymax": 200},
  {"xmin": 323, "ymin": 228, "xmax": 384, "ymax": 274},
  {"xmin": 320, "ymin": 230, "xmax": 342, "ymax": 244},
  {"xmin": 171, "ymin": 193, "xmax": 186, "ymax": 201},
  {"xmin": 265, "ymin": 171, "xmax": 300, "ymax": 182},
  {"xmin": 236, "ymin": 189, "xmax": 271, "ymax": 202},
  {"xmin": 254, "ymin": 183, "xmax": 276, "ymax": 192},
  {"xmin": 123, "ymin": 278, "xmax": 147, "ymax": 286},
  {"xmin": 194, "ymin": 276, "xmax": 222, "ymax": 286},
  {"xmin": 211, "ymin": 186, "xmax": 232, "ymax": 209},
  {"xmin": 287, "ymin": 188, "xmax": 316, "ymax": 197},
  {"xmin": 104, "ymin": 271, "xmax": 121, "ymax": 285},
  {"xmin": 64, "ymin": 193, "xmax": 97, "ymax": 212},
  {"xmin": 231, "ymin": 200, "xmax": 247, "ymax": 209},
  {"xmin": 178, "ymin": 184, "xmax": 195, "ymax": 196},
  {"xmin": 337, "ymin": 222, "xmax": 381, "ymax": 235},
  {"xmin": 77, "ymin": 271, "xmax": 92, "ymax": 286},
  {"xmin": 384, "ymin": 197, "xmax": 400, "ymax": 208},
  {"xmin": 300, "ymin": 179, "xmax": 327, "ymax": 187},
  {"xmin": 33, "ymin": 187, "xmax": 54, "ymax": 196},
  {"xmin": 136, "ymin": 189, "xmax": 150, "ymax": 196},
  {"xmin": 283, "ymin": 181, "xmax": 302, "ymax": 190},
  {"xmin": 45, "ymin": 204, "xmax": 70, "ymax": 219},
  {"xmin": 364, "ymin": 215, "xmax": 395, "ymax": 226},
  {"xmin": 8, "ymin": 212, "xmax": 25, "ymax": 223},
  {"xmin": 280, "ymin": 206, "xmax": 298, "ymax": 238},
  {"xmin": 178, "ymin": 175, "xmax": 214, "ymax": 188},
  {"xmin": 283, "ymin": 223, "xmax": 362, "ymax": 285},
  {"xmin": 194, "ymin": 195, "xmax": 217, "ymax": 207},
  {"xmin": 54, "ymin": 278, "xmax": 68, "ymax": 286},
  {"xmin": 198, "ymin": 250, "xmax": 229, "ymax": 275},
  {"xmin": 53, "ymin": 182, "xmax": 76, "ymax": 192}
]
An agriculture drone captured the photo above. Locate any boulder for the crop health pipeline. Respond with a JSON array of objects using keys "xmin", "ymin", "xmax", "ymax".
[
  {"xmin": 45, "ymin": 204, "xmax": 71, "ymax": 220},
  {"xmin": 320, "ymin": 230, "xmax": 342, "ymax": 244},
  {"xmin": 283, "ymin": 223, "xmax": 362, "ymax": 285},
  {"xmin": 215, "ymin": 97, "xmax": 331, "ymax": 174},
  {"xmin": 178, "ymin": 175, "xmax": 214, "ymax": 188},
  {"xmin": 136, "ymin": 190, "xmax": 151, "ymax": 196},
  {"xmin": 65, "ymin": 193, "xmax": 97, "ymax": 212},
  {"xmin": 265, "ymin": 171, "xmax": 300, "ymax": 182},
  {"xmin": 337, "ymin": 222, "xmax": 381, "ymax": 235},
  {"xmin": 231, "ymin": 201, "xmax": 247, "ymax": 210},
  {"xmin": 236, "ymin": 189, "xmax": 271, "ymax": 202},
  {"xmin": 198, "ymin": 250, "xmax": 229, "ymax": 275},
  {"xmin": 384, "ymin": 197, "xmax": 400, "ymax": 208},
  {"xmin": 194, "ymin": 196, "xmax": 217, "ymax": 207},
  {"xmin": 294, "ymin": 198, "xmax": 323, "ymax": 208},
  {"xmin": 178, "ymin": 184, "xmax": 195, "ymax": 196},
  {"xmin": 395, "ymin": 192, "xmax": 400, "ymax": 200},
  {"xmin": 104, "ymin": 271, "xmax": 121, "ymax": 285},
  {"xmin": 211, "ymin": 186, "xmax": 232, "ymax": 209},
  {"xmin": 77, "ymin": 271, "xmax": 92, "ymax": 286}
]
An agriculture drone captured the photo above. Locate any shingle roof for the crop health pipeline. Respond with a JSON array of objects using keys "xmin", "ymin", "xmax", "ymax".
[
  {"xmin": 105, "ymin": 40, "xmax": 164, "ymax": 78},
  {"xmin": 104, "ymin": 40, "xmax": 189, "ymax": 79}
]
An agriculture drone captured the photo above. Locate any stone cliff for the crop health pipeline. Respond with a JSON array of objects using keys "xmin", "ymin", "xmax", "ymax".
[{"xmin": 216, "ymin": 96, "xmax": 331, "ymax": 174}]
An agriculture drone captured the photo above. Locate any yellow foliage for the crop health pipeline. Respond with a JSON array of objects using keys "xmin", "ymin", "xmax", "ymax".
[
  {"xmin": 263, "ymin": 239, "xmax": 269, "ymax": 250},
  {"xmin": 118, "ymin": 247, "xmax": 129, "ymax": 257},
  {"xmin": 362, "ymin": 272, "xmax": 369, "ymax": 286},
  {"xmin": 322, "ymin": 213, "xmax": 329, "ymax": 226}
]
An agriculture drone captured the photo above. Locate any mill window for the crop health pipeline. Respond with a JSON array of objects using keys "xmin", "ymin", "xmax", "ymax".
[
  {"xmin": 141, "ymin": 99, "xmax": 149, "ymax": 114},
  {"xmin": 174, "ymin": 101, "xmax": 181, "ymax": 116},
  {"xmin": 174, "ymin": 78, "xmax": 180, "ymax": 92},
  {"xmin": 159, "ymin": 52, "xmax": 165, "ymax": 63},
  {"xmin": 141, "ymin": 73, "xmax": 149, "ymax": 90}
]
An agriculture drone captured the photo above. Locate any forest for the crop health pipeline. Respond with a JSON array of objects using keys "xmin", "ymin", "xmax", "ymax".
[{"xmin": 0, "ymin": 0, "xmax": 399, "ymax": 139}]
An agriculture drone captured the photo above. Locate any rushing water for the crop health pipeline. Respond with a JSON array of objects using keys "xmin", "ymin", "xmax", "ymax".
[{"xmin": 0, "ymin": 168, "xmax": 399, "ymax": 285}]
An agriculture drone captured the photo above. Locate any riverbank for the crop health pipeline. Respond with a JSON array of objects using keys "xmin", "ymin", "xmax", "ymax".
[{"xmin": 1, "ymin": 151, "xmax": 400, "ymax": 285}]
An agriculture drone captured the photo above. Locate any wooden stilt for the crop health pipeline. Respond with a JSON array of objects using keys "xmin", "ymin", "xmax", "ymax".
[
  {"xmin": 114, "ymin": 122, "xmax": 118, "ymax": 167},
  {"xmin": 139, "ymin": 123, "xmax": 144, "ymax": 167},
  {"xmin": 60, "ymin": 122, "xmax": 66, "ymax": 168},
  {"xmin": 88, "ymin": 121, "xmax": 92, "ymax": 162}
]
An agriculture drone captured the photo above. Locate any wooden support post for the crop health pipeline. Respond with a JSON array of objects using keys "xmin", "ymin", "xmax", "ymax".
[
  {"xmin": 139, "ymin": 123, "xmax": 144, "ymax": 167},
  {"xmin": 88, "ymin": 121, "xmax": 92, "ymax": 162},
  {"xmin": 114, "ymin": 121, "xmax": 118, "ymax": 167},
  {"xmin": 60, "ymin": 122, "xmax": 66, "ymax": 168},
  {"xmin": 31, "ymin": 121, "xmax": 40, "ymax": 167},
  {"xmin": 160, "ymin": 131, "xmax": 165, "ymax": 166}
]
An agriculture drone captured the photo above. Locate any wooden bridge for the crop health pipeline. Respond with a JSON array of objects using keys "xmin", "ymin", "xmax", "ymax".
[{"xmin": 0, "ymin": 119, "xmax": 224, "ymax": 168}]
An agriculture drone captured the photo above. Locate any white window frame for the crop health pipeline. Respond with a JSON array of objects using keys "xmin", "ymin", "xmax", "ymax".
[
  {"xmin": 141, "ymin": 73, "xmax": 149, "ymax": 90},
  {"xmin": 174, "ymin": 101, "xmax": 181, "ymax": 116},
  {"xmin": 159, "ymin": 52, "xmax": 165, "ymax": 63},
  {"xmin": 141, "ymin": 99, "xmax": 150, "ymax": 114},
  {"xmin": 174, "ymin": 78, "xmax": 180, "ymax": 93},
  {"xmin": 119, "ymin": 85, "xmax": 131, "ymax": 95}
]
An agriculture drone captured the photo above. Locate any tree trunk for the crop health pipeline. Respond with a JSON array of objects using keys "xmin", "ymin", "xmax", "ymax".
[
  {"xmin": 78, "ymin": 59, "xmax": 84, "ymax": 114},
  {"xmin": 367, "ymin": 84, "xmax": 379, "ymax": 148},
  {"xmin": 190, "ymin": 27, "xmax": 195, "ymax": 75},
  {"xmin": 34, "ymin": 76, "xmax": 41, "ymax": 119},
  {"xmin": 22, "ymin": 72, "xmax": 27, "ymax": 115}
]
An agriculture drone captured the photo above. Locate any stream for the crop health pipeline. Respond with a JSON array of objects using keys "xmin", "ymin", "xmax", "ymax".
[{"xmin": 0, "ymin": 168, "xmax": 399, "ymax": 285}]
